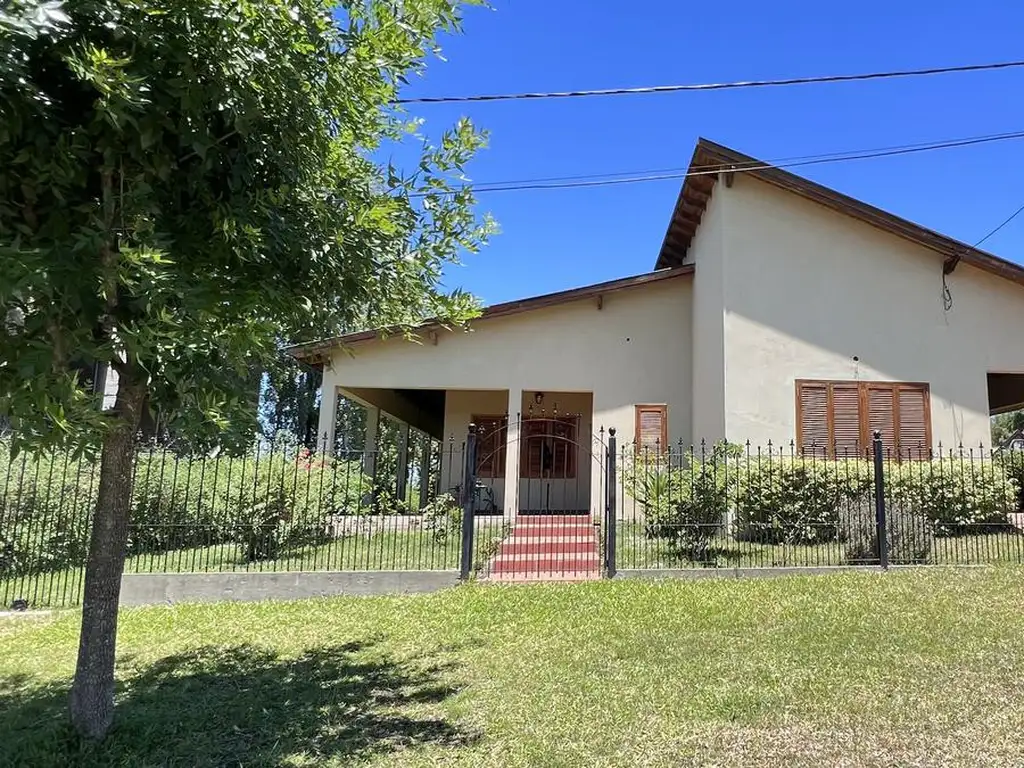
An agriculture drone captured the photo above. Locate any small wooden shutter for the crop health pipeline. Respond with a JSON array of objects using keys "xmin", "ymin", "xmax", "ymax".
[
  {"xmin": 831, "ymin": 384, "xmax": 863, "ymax": 458},
  {"xmin": 796, "ymin": 382, "xmax": 829, "ymax": 457},
  {"xmin": 473, "ymin": 416, "xmax": 507, "ymax": 478},
  {"xmin": 867, "ymin": 385, "xmax": 897, "ymax": 455},
  {"xmin": 635, "ymin": 405, "xmax": 668, "ymax": 452},
  {"xmin": 897, "ymin": 385, "xmax": 930, "ymax": 459}
]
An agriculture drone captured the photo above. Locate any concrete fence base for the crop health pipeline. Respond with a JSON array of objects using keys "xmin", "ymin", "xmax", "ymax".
[
  {"xmin": 120, "ymin": 570, "xmax": 459, "ymax": 606},
  {"xmin": 614, "ymin": 565, "xmax": 941, "ymax": 581}
]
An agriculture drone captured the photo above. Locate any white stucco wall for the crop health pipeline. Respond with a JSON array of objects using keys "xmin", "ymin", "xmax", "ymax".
[
  {"xmin": 688, "ymin": 183, "xmax": 727, "ymax": 445},
  {"xmin": 716, "ymin": 174, "xmax": 1024, "ymax": 449},
  {"xmin": 319, "ymin": 276, "xmax": 693, "ymax": 450}
]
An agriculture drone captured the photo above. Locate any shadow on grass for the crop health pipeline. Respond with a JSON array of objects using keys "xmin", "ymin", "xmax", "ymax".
[{"xmin": 0, "ymin": 641, "xmax": 477, "ymax": 766}]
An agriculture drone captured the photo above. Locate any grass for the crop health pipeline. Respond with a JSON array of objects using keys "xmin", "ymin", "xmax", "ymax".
[
  {"xmin": 617, "ymin": 522, "xmax": 1024, "ymax": 569},
  {"xmin": 2, "ymin": 569, "xmax": 1024, "ymax": 766}
]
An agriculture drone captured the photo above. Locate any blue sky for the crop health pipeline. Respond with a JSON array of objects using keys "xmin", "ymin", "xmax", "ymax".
[{"xmin": 394, "ymin": 0, "xmax": 1024, "ymax": 306}]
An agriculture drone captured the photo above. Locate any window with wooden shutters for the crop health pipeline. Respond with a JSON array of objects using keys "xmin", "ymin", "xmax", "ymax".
[
  {"xmin": 795, "ymin": 380, "xmax": 931, "ymax": 459},
  {"xmin": 635, "ymin": 404, "xmax": 668, "ymax": 452},
  {"xmin": 473, "ymin": 415, "xmax": 507, "ymax": 478},
  {"xmin": 521, "ymin": 416, "xmax": 578, "ymax": 479}
]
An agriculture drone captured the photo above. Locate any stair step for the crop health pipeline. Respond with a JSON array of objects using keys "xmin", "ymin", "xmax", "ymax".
[
  {"xmin": 500, "ymin": 542, "xmax": 597, "ymax": 556},
  {"xmin": 490, "ymin": 558, "xmax": 600, "ymax": 573}
]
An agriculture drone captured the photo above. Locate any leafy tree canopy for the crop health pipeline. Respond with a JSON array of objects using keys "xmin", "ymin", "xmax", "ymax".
[
  {"xmin": 0, "ymin": 0, "xmax": 492, "ymax": 454},
  {"xmin": 0, "ymin": 0, "xmax": 491, "ymax": 739}
]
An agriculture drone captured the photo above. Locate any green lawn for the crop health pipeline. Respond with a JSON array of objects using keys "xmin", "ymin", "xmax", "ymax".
[
  {"xmin": 2, "ymin": 569, "xmax": 1024, "ymax": 766},
  {"xmin": 616, "ymin": 523, "xmax": 1024, "ymax": 569}
]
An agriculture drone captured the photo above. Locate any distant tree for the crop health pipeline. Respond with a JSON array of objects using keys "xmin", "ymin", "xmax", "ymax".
[
  {"xmin": 261, "ymin": 362, "xmax": 322, "ymax": 448},
  {"xmin": 0, "ymin": 0, "xmax": 490, "ymax": 739},
  {"xmin": 992, "ymin": 410, "xmax": 1024, "ymax": 446}
]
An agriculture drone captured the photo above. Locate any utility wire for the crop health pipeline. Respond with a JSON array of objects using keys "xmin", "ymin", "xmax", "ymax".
[
  {"xmin": 944, "ymin": 195, "xmax": 1024, "ymax": 307},
  {"xmin": 972, "ymin": 201, "xmax": 1024, "ymax": 249},
  {"xmin": 466, "ymin": 130, "xmax": 1024, "ymax": 190},
  {"xmin": 397, "ymin": 59, "xmax": 1024, "ymax": 104},
  {"xmin": 410, "ymin": 129, "xmax": 1024, "ymax": 197}
]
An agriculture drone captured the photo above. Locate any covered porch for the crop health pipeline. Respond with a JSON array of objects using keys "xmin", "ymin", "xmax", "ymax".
[{"xmin": 317, "ymin": 385, "xmax": 601, "ymax": 518}]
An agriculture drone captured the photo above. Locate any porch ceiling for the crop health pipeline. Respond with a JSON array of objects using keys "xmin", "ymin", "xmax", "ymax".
[
  {"xmin": 343, "ymin": 387, "xmax": 445, "ymax": 440},
  {"xmin": 988, "ymin": 373, "xmax": 1024, "ymax": 415}
]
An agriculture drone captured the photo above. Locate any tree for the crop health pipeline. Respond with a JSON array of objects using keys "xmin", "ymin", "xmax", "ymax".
[
  {"xmin": 0, "ymin": 0, "xmax": 491, "ymax": 739},
  {"xmin": 992, "ymin": 410, "xmax": 1024, "ymax": 447}
]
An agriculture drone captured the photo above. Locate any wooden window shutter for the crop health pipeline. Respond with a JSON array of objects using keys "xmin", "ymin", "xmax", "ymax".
[
  {"xmin": 897, "ymin": 385, "xmax": 931, "ymax": 458},
  {"xmin": 635, "ymin": 405, "xmax": 668, "ymax": 452},
  {"xmin": 831, "ymin": 383, "xmax": 862, "ymax": 458},
  {"xmin": 796, "ymin": 382, "xmax": 829, "ymax": 456},
  {"xmin": 866, "ymin": 385, "xmax": 897, "ymax": 455},
  {"xmin": 473, "ymin": 416, "xmax": 507, "ymax": 478}
]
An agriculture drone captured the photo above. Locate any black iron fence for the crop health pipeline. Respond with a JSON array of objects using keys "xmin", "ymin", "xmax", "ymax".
[
  {"xmin": 609, "ymin": 432, "xmax": 1024, "ymax": 571},
  {"xmin": 0, "ymin": 436, "xmax": 496, "ymax": 608},
  {"xmin": 3, "ymin": 429, "xmax": 1024, "ymax": 608}
]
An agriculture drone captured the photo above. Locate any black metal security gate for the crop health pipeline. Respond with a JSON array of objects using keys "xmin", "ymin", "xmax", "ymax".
[{"xmin": 459, "ymin": 418, "xmax": 608, "ymax": 581}]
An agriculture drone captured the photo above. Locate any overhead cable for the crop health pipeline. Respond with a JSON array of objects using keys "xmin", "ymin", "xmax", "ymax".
[{"xmin": 397, "ymin": 59, "xmax": 1024, "ymax": 104}]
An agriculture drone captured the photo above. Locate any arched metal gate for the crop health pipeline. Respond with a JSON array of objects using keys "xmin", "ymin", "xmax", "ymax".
[{"xmin": 459, "ymin": 419, "xmax": 613, "ymax": 581}]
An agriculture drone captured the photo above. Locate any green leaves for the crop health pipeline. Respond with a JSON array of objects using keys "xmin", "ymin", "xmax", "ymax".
[{"xmin": 1, "ymin": 0, "xmax": 491, "ymax": 454}]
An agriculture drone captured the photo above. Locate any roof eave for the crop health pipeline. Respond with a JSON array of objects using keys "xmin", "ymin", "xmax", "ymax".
[{"xmin": 287, "ymin": 264, "xmax": 695, "ymax": 361}]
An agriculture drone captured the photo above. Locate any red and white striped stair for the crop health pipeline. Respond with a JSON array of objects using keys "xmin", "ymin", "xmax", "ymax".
[{"xmin": 484, "ymin": 514, "xmax": 600, "ymax": 582}]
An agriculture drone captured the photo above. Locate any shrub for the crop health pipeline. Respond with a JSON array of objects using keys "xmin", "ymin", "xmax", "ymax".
[
  {"xmin": 734, "ymin": 458, "xmax": 873, "ymax": 545},
  {"xmin": 0, "ymin": 442, "xmax": 374, "ymax": 574},
  {"xmin": 627, "ymin": 447, "xmax": 734, "ymax": 561},
  {"xmin": 842, "ymin": 497, "xmax": 933, "ymax": 565},
  {"xmin": 0, "ymin": 446, "xmax": 95, "ymax": 576},
  {"xmin": 996, "ymin": 452, "xmax": 1024, "ymax": 513},
  {"xmin": 887, "ymin": 459, "xmax": 1018, "ymax": 536},
  {"xmin": 219, "ymin": 452, "xmax": 370, "ymax": 561},
  {"xmin": 421, "ymin": 493, "xmax": 462, "ymax": 543}
]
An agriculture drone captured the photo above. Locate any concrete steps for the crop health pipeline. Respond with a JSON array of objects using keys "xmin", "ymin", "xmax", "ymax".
[{"xmin": 484, "ymin": 514, "xmax": 601, "ymax": 582}]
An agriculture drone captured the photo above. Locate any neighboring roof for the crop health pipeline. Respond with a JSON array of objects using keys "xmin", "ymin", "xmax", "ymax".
[
  {"xmin": 1000, "ymin": 427, "xmax": 1024, "ymax": 450},
  {"xmin": 287, "ymin": 264, "xmax": 694, "ymax": 361},
  {"xmin": 655, "ymin": 138, "xmax": 1024, "ymax": 288}
]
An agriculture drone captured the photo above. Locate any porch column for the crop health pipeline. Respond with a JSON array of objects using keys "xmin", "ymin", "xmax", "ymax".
[
  {"xmin": 395, "ymin": 422, "xmax": 410, "ymax": 502},
  {"xmin": 316, "ymin": 383, "xmax": 338, "ymax": 455},
  {"xmin": 418, "ymin": 434, "xmax": 432, "ymax": 509},
  {"xmin": 502, "ymin": 388, "xmax": 522, "ymax": 520},
  {"xmin": 363, "ymin": 405, "xmax": 380, "ymax": 478}
]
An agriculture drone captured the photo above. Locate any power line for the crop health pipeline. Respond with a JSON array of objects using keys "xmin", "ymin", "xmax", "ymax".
[
  {"xmin": 972, "ymin": 202, "xmax": 1024, "ymax": 249},
  {"xmin": 942, "ymin": 197, "xmax": 1024, "ymax": 312},
  {"xmin": 467, "ymin": 130, "xmax": 1024, "ymax": 190},
  {"xmin": 396, "ymin": 59, "xmax": 1024, "ymax": 104},
  {"xmin": 409, "ymin": 129, "xmax": 1024, "ymax": 197}
]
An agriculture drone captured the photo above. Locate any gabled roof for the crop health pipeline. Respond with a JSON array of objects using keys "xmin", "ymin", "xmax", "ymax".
[
  {"xmin": 655, "ymin": 139, "xmax": 1024, "ymax": 288},
  {"xmin": 287, "ymin": 265, "xmax": 694, "ymax": 361}
]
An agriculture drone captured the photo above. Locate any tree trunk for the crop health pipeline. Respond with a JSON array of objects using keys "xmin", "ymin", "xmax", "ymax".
[{"xmin": 68, "ymin": 373, "xmax": 146, "ymax": 740}]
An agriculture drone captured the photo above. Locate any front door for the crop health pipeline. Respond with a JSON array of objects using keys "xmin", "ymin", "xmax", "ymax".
[{"xmin": 519, "ymin": 415, "xmax": 588, "ymax": 513}]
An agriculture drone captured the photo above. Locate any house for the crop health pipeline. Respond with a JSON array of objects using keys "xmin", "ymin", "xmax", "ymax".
[
  {"xmin": 1001, "ymin": 427, "xmax": 1024, "ymax": 452},
  {"xmin": 288, "ymin": 138, "xmax": 1024, "ymax": 517}
]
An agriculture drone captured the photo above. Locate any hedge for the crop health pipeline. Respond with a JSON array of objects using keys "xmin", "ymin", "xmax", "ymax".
[
  {"xmin": 627, "ymin": 453, "xmax": 1020, "ymax": 548},
  {"xmin": 0, "ymin": 443, "xmax": 372, "ymax": 577}
]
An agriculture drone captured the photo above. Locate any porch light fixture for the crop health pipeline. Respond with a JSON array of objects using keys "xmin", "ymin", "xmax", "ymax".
[{"xmin": 534, "ymin": 392, "xmax": 544, "ymax": 405}]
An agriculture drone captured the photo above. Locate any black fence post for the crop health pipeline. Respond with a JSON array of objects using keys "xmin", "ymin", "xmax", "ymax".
[
  {"xmin": 872, "ymin": 429, "xmax": 889, "ymax": 570},
  {"xmin": 459, "ymin": 424, "xmax": 478, "ymax": 581},
  {"xmin": 605, "ymin": 428, "xmax": 617, "ymax": 578}
]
